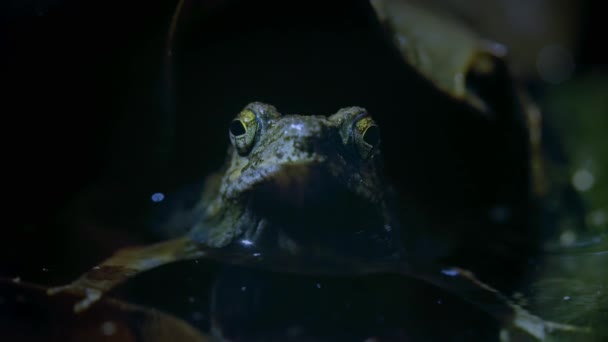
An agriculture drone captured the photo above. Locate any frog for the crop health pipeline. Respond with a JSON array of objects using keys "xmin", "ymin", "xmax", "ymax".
[{"xmin": 46, "ymin": 0, "xmax": 592, "ymax": 340}]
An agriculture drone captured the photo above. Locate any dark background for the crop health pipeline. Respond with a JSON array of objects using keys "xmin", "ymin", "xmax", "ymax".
[
  {"xmin": 1, "ymin": 1, "xmax": 607, "ymax": 340},
  {"xmin": 2, "ymin": 0, "xmax": 605, "ymax": 284}
]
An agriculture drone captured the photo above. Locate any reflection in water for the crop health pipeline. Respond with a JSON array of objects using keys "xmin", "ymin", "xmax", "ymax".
[
  {"xmin": 528, "ymin": 251, "xmax": 607, "ymax": 341},
  {"xmin": 0, "ymin": 278, "xmax": 211, "ymax": 342},
  {"xmin": 92, "ymin": 244, "xmax": 604, "ymax": 341},
  {"xmin": 207, "ymin": 266, "xmax": 498, "ymax": 341}
]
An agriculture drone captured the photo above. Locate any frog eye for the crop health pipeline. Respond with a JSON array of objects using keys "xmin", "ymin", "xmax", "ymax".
[
  {"xmin": 229, "ymin": 120, "xmax": 247, "ymax": 136},
  {"xmin": 229, "ymin": 108, "xmax": 259, "ymax": 155},
  {"xmin": 353, "ymin": 116, "xmax": 381, "ymax": 159},
  {"xmin": 361, "ymin": 124, "xmax": 380, "ymax": 146}
]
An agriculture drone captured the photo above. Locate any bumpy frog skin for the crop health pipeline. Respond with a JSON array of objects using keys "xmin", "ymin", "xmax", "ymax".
[{"xmin": 189, "ymin": 102, "xmax": 402, "ymax": 263}]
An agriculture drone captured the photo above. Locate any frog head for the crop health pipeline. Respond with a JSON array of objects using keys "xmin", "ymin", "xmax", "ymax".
[{"xmin": 191, "ymin": 102, "xmax": 402, "ymax": 261}]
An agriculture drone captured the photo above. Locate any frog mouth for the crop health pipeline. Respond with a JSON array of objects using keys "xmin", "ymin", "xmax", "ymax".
[
  {"xmin": 228, "ymin": 159, "xmax": 381, "ymax": 204},
  {"xmin": 235, "ymin": 164, "xmax": 397, "ymax": 259},
  {"xmin": 245, "ymin": 163, "xmax": 367, "ymax": 212}
]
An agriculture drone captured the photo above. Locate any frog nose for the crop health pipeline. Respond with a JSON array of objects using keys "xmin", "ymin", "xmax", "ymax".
[
  {"xmin": 281, "ymin": 122, "xmax": 327, "ymax": 154},
  {"xmin": 291, "ymin": 131, "xmax": 329, "ymax": 156},
  {"xmin": 292, "ymin": 136, "xmax": 318, "ymax": 155}
]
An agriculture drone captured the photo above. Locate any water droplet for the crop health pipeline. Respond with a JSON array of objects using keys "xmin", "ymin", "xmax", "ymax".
[
  {"xmin": 316, "ymin": 283, "xmax": 322, "ymax": 289},
  {"xmin": 383, "ymin": 225, "xmax": 392, "ymax": 232},
  {"xmin": 240, "ymin": 239, "xmax": 254, "ymax": 247},
  {"xmin": 42, "ymin": 267, "xmax": 49, "ymax": 272},
  {"xmin": 252, "ymin": 252, "xmax": 261, "ymax": 257},
  {"xmin": 12, "ymin": 277, "xmax": 21, "ymax": 283},
  {"xmin": 151, "ymin": 192, "xmax": 165, "ymax": 202},
  {"xmin": 100, "ymin": 321, "xmax": 117, "ymax": 336},
  {"xmin": 441, "ymin": 268, "xmax": 459, "ymax": 277},
  {"xmin": 563, "ymin": 296, "xmax": 571, "ymax": 301},
  {"xmin": 572, "ymin": 169, "xmax": 594, "ymax": 191},
  {"xmin": 241, "ymin": 286, "xmax": 247, "ymax": 292}
]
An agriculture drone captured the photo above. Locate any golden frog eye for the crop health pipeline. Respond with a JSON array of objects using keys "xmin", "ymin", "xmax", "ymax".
[
  {"xmin": 361, "ymin": 124, "xmax": 380, "ymax": 146},
  {"xmin": 229, "ymin": 108, "xmax": 259, "ymax": 155},
  {"xmin": 353, "ymin": 115, "xmax": 381, "ymax": 159},
  {"xmin": 333, "ymin": 106, "xmax": 382, "ymax": 159},
  {"xmin": 229, "ymin": 119, "xmax": 247, "ymax": 136}
]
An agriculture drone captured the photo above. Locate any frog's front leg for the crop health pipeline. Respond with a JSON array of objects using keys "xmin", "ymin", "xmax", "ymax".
[{"xmin": 47, "ymin": 236, "xmax": 204, "ymax": 313}]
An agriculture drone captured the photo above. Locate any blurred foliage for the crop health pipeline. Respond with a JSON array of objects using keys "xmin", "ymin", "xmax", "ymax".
[
  {"xmin": 528, "ymin": 70, "xmax": 608, "ymax": 342},
  {"xmin": 543, "ymin": 70, "xmax": 608, "ymax": 236}
]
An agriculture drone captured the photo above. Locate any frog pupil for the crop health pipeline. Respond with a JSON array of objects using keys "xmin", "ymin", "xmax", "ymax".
[
  {"xmin": 230, "ymin": 120, "xmax": 247, "ymax": 136},
  {"xmin": 363, "ymin": 125, "xmax": 380, "ymax": 146}
]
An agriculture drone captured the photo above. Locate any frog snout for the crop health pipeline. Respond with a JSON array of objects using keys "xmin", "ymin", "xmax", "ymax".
[
  {"xmin": 292, "ymin": 136, "xmax": 320, "ymax": 155},
  {"xmin": 267, "ymin": 125, "xmax": 329, "ymax": 162},
  {"xmin": 250, "ymin": 165, "xmax": 346, "ymax": 211}
]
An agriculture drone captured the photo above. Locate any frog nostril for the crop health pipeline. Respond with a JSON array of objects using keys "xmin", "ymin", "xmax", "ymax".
[{"xmin": 293, "ymin": 138, "xmax": 317, "ymax": 155}]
